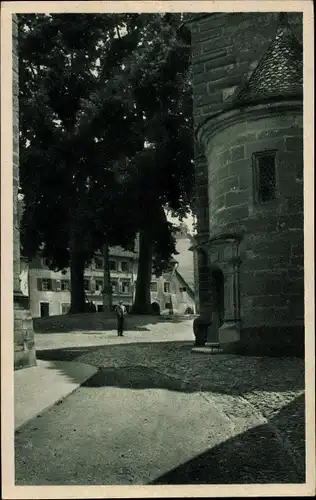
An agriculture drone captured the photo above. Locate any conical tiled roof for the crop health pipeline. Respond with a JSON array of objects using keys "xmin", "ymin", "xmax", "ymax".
[{"xmin": 234, "ymin": 14, "xmax": 303, "ymax": 106}]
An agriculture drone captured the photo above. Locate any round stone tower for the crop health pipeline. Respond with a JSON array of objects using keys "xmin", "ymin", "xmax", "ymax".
[{"xmin": 185, "ymin": 12, "xmax": 304, "ymax": 356}]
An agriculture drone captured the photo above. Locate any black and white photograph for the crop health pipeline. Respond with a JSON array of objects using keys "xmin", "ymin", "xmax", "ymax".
[{"xmin": 1, "ymin": 1, "xmax": 315, "ymax": 497}]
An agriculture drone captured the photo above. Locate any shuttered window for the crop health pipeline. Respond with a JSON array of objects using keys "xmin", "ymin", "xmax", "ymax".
[{"xmin": 37, "ymin": 278, "xmax": 52, "ymax": 291}]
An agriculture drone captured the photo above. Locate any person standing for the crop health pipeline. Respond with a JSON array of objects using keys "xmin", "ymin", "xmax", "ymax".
[{"xmin": 115, "ymin": 301, "xmax": 127, "ymax": 336}]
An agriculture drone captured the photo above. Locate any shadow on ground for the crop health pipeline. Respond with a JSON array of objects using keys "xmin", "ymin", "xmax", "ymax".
[
  {"xmin": 149, "ymin": 395, "xmax": 305, "ymax": 484},
  {"xmin": 33, "ymin": 313, "xmax": 194, "ymax": 333},
  {"xmin": 36, "ymin": 340, "xmax": 305, "ymax": 395},
  {"xmin": 19, "ymin": 342, "xmax": 305, "ymax": 485}
]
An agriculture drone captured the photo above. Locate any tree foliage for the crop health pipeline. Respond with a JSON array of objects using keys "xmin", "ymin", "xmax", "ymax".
[{"xmin": 18, "ymin": 13, "xmax": 194, "ymax": 313}]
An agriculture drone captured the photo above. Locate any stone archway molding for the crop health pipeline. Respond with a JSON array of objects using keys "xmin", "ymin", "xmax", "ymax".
[{"xmin": 202, "ymin": 233, "xmax": 243, "ymax": 352}]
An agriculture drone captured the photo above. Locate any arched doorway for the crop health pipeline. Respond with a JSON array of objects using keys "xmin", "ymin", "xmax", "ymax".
[
  {"xmin": 185, "ymin": 307, "xmax": 194, "ymax": 315},
  {"xmin": 208, "ymin": 267, "xmax": 225, "ymax": 342},
  {"xmin": 151, "ymin": 302, "xmax": 161, "ymax": 315}
]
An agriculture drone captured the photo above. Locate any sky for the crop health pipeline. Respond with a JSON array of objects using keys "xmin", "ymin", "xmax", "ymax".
[{"xmin": 167, "ymin": 211, "xmax": 196, "ymax": 235}]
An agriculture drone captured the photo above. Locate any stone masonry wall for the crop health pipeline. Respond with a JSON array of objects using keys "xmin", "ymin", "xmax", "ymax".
[
  {"xmin": 189, "ymin": 13, "xmax": 296, "ymax": 313},
  {"xmin": 13, "ymin": 14, "xmax": 36, "ymax": 369},
  {"xmin": 190, "ymin": 13, "xmax": 303, "ymax": 126},
  {"xmin": 203, "ymin": 112, "xmax": 304, "ymax": 337},
  {"xmin": 189, "ymin": 13, "xmax": 304, "ymax": 354},
  {"xmin": 190, "ymin": 12, "xmax": 302, "ymax": 240}
]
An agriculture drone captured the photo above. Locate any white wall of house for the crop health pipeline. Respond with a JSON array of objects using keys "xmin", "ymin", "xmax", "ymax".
[
  {"xmin": 149, "ymin": 273, "xmax": 196, "ymax": 315},
  {"xmin": 24, "ymin": 247, "xmax": 196, "ymax": 318}
]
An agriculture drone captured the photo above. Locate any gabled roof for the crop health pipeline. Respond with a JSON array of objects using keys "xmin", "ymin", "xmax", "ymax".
[
  {"xmin": 174, "ymin": 269, "xmax": 195, "ymax": 300},
  {"xmin": 234, "ymin": 14, "xmax": 303, "ymax": 107}
]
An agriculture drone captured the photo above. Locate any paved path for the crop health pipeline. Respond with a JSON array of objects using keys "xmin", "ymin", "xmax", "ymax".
[
  {"xmin": 15, "ymin": 366, "xmax": 298, "ymax": 485},
  {"xmin": 14, "ymin": 319, "xmax": 305, "ymax": 485},
  {"xmin": 15, "ymin": 360, "xmax": 98, "ymax": 430}
]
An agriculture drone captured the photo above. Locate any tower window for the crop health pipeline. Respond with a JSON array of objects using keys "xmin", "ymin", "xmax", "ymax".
[{"xmin": 253, "ymin": 151, "xmax": 277, "ymax": 203}]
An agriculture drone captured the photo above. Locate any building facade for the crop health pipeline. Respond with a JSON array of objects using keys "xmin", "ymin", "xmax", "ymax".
[
  {"xmin": 185, "ymin": 12, "xmax": 304, "ymax": 355},
  {"xmin": 25, "ymin": 245, "xmax": 196, "ymax": 318}
]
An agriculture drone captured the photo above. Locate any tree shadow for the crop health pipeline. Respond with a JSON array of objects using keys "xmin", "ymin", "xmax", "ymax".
[
  {"xmin": 33, "ymin": 313, "xmax": 193, "ymax": 334},
  {"xmin": 148, "ymin": 395, "xmax": 305, "ymax": 484},
  {"xmin": 36, "ymin": 340, "xmax": 304, "ymax": 395}
]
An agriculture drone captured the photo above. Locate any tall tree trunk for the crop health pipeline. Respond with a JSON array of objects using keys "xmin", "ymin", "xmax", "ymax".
[
  {"xmin": 68, "ymin": 230, "xmax": 86, "ymax": 314},
  {"xmin": 103, "ymin": 243, "xmax": 113, "ymax": 313},
  {"xmin": 131, "ymin": 229, "xmax": 153, "ymax": 314}
]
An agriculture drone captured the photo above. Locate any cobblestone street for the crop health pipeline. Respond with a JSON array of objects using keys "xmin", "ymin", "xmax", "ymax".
[{"xmin": 15, "ymin": 317, "xmax": 305, "ymax": 485}]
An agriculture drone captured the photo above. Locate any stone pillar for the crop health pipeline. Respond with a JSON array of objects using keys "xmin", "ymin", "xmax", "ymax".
[{"xmin": 13, "ymin": 14, "xmax": 36, "ymax": 370}]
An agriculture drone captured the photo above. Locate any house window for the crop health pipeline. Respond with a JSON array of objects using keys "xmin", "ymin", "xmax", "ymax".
[
  {"xmin": 165, "ymin": 302, "xmax": 172, "ymax": 309},
  {"xmin": 38, "ymin": 278, "xmax": 52, "ymax": 291},
  {"xmin": 164, "ymin": 282, "xmax": 170, "ymax": 293},
  {"xmin": 121, "ymin": 280, "xmax": 130, "ymax": 293},
  {"xmin": 95, "ymin": 257, "xmax": 103, "ymax": 270},
  {"xmin": 55, "ymin": 280, "xmax": 61, "ymax": 291},
  {"xmin": 253, "ymin": 151, "xmax": 277, "ymax": 203},
  {"xmin": 84, "ymin": 279, "xmax": 90, "ymax": 292},
  {"xmin": 61, "ymin": 279, "xmax": 70, "ymax": 291},
  {"xmin": 109, "ymin": 260, "xmax": 116, "ymax": 271},
  {"xmin": 150, "ymin": 282, "xmax": 158, "ymax": 292},
  {"xmin": 121, "ymin": 261, "xmax": 129, "ymax": 272},
  {"xmin": 111, "ymin": 281, "xmax": 117, "ymax": 293},
  {"xmin": 61, "ymin": 303, "xmax": 70, "ymax": 314},
  {"xmin": 95, "ymin": 279, "xmax": 103, "ymax": 291}
]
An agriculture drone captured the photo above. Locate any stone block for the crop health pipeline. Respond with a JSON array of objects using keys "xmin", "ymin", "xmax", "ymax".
[
  {"xmin": 207, "ymin": 75, "xmax": 241, "ymax": 93},
  {"xmin": 194, "ymin": 26, "xmax": 224, "ymax": 43},
  {"xmin": 251, "ymin": 295, "xmax": 289, "ymax": 308},
  {"xmin": 238, "ymin": 326, "xmax": 304, "ymax": 357},
  {"xmin": 243, "ymin": 277, "xmax": 282, "ymax": 296},
  {"xmin": 257, "ymin": 127, "xmax": 300, "ymax": 140},
  {"xmin": 233, "ymin": 133, "xmax": 257, "ymax": 146},
  {"xmin": 193, "ymin": 81, "xmax": 208, "ymax": 97},
  {"xmin": 216, "ymin": 203, "xmax": 249, "ymax": 223},
  {"xmin": 225, "ymin": 190, "xmax": 247, "ymax": 208},
  {"xmin": 192, "ymin": 45, "xmax": 203, "ymax": 60},
  {"xmin": 231, "ymin": 145, "xmax": 245, "ymax": 161},
  {"xmin": 219, "ymin": 176, "xmax": 239, "ymax": 192},
  {"xmin": 286, "ymin": 197, "xmax": 304, "ymax": 214},
  {"xmin": 246, "ymin": 137, "xmax": 285, "ymax": 157},
  {"xmin": 290, "ymin": 255, "xmax": 304, "ymax": 267},
  {"xmin": 195, "ymin": 91, "xmax": 223, "ymax": 106},
  {"xmin": 200, "ymin": 102, "xmax": 224, "ymax": 117},
  {"xmin": 282, "ymin": 278, "xmax": 304, "ymax": 296},
  {"xmin": 202, "ymin": 36, "xmax": 232, "ymax": 54},
  {"xmin": 192, "ymin": 62, "xmax": 205, "ymax": 75},
  {"xmin": 214, "ymin": 195, "xmax": 225, "ymax": 210},
  {"xmin": 252, "ymin": 238, "xmax": 291, "ymax": 257},
  {"xmin": 199, "ymin": 13, "xmax": 227, "ymax": 28},
  {"xmin": 229, "ymin": 159, "xmax": 249, "ymax": 177},
  {"xmin": 216, "ymin": 166, "xmax": 229, "ymax": 182},
  {"xmin": 208, "ymin": 251, "xmax": 219, "ymax": 263},
  {"xmin": 223, "ymin": 247, "xmax": 233, "ymax": 260},
  {"xmin": 285, "ymin": 136, "xmax": 303, "ymax": 151}
]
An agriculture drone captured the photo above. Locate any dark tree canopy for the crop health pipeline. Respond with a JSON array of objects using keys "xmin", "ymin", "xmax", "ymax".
[{"xmin": 18, "ymin": 13, "xmax": 194, "ymax": 313}]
